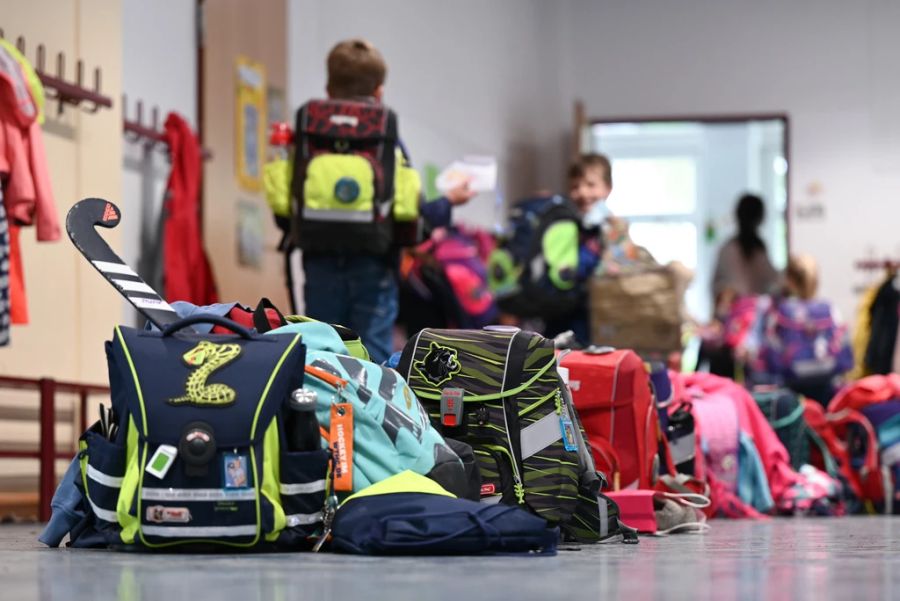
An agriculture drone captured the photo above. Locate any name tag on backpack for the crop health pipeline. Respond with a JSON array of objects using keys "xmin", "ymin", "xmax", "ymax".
[
  {"xmin": 559, "ymin": 404, "xmax": 578, "ymax": 452},
  {"xmin": 330, "ymin": 404, "xmax": 354, "ymax": 492}
]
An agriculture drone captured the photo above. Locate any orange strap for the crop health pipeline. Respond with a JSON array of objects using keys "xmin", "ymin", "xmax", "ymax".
[{"xmin": 304, "ymin": 364, "xmax": 348, "ymax": 389}]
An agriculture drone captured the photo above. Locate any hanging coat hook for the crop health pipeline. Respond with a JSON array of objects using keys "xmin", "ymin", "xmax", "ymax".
[
  {"xmin": 151, "ymin": 106, "xmax": 168, "ymax": 154},
  {"xmin": 76, "ymin": 59, "xmax": 97, "ymax": 113},
  {"xmin": 123, "ymin": 95, "xmax": 139, "ymax": 142},
  {"xmin": 54, "ymin": 52, "xmax": 67, "ymax": 115},
  {"xmin": 7, "ymin": 30, "xmax": 112, "ymax": 115},
  {"xmin": 83, "ymin": 66, "xmax": 102, "ymax": 113}
]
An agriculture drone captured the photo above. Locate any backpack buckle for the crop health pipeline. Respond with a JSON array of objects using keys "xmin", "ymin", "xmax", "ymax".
[{"xmin": 440, "ymin": 388, "xmax": 465, "ymax": 427}]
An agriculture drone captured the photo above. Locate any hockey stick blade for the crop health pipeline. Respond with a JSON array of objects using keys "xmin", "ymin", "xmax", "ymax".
[{"xmin": 66, "ymin": 198, "xmax": 193, "ymax": 332}]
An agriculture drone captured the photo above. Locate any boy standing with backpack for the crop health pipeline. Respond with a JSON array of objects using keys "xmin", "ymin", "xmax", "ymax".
[{"xmin": 292, "ymin": 39, "xmax": 474, "ymax": 362}]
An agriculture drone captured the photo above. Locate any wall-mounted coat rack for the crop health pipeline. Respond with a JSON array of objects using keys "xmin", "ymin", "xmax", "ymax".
[
  {"xmin": 855, "ymin": 259, "xmax": 900, "ymax": 272},
  {"xmin": 123, "ymin": 95, "xmax": 213, "ymax": 160},
  {"xmin": 0, "ymin": 29, "xmax": 113, "ymax": 115},
  {"xmin": 853, "ymin": 258, "xmax": 900, "ymax": 294}
]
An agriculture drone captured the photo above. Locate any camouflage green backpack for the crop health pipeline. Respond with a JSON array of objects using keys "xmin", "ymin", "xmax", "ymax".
[{"xmin": 398, "ymin": 327, "xmax": 633, "ymax": 542}]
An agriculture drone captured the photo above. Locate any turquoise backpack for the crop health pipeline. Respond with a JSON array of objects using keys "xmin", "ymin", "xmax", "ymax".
[{"xmin": 266, "ymin": 321, "xmax": 465, "ymax": 495}]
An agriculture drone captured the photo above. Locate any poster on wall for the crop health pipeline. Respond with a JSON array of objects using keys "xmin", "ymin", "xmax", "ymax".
[
  {"xmin": 266, "ymin": 86, "xmax": 286, "ymax": 130},
  {"xmin": 235, "ymin": 56, "xmax": 266, "ymax": 192},
  {"xmin": 236, "ymin": 200, "xmax": 265, "ymax": 269}
]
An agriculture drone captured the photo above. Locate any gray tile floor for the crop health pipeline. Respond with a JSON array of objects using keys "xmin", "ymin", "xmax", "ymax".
[{"xmin": 0, "ymin": 517, "xmax": 897, "ymax": 601}]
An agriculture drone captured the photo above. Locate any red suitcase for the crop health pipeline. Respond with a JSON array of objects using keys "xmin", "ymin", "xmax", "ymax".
[{"xmin": 560, "ymin": 347, "xmax": 662, "ymax": 490}]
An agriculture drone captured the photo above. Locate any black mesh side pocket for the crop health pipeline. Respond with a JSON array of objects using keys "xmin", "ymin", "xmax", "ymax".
[
  {"xmin": 278, "ymin": 449, "xmax": 330, "ymax": 547},
  {"xmin": 81, "ymin": 427, "xmax": 126, "ymax": 542}
]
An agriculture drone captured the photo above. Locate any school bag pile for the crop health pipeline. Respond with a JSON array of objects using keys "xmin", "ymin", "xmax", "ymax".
[
  {"xmin": 47, "ymin": 193, "xmax": 896, "ymax": 562},
  {"xmin": 41, "ymin": 293, "xmax": 627, "ymax": 554},
  {"xmin": 42, "ymin": 151, "xmax": 900, "ymax": 558},
  {"xmin": 44, "ymin": 198, "xmax": 644, "ymax": 555},
  {"xmin": 555, "ymin": 341, "xmax": 899, "ymax": 528}
]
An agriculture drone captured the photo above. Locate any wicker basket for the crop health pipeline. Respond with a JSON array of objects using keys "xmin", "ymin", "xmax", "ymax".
[{"xmin": 589, "ymin": 266, "xmax": 686, "ymax": 354}]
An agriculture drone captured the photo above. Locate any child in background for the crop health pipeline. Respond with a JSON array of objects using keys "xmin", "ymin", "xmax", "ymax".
[
  {"xmin": 298, "ymin": 39, "xmax": 475, "ymax": 363},
  {"xmin": 783, "ymin": 254, "xmax": 819, "ymax": 300},
  {"xmin": 544, "ymin": 154, "xmax": 615, "ymax": 345},
  {"xmin": 756, "ymin": 254, "xmax": 852, "ymax": 404},
  {"xmin": 568, "ymin": 154, "xmax": 613, "ymax": 280}
]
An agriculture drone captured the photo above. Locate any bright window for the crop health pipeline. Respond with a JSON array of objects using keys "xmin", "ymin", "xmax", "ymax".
[
  {"xmin": 606, "ymin": 157, "xmax": 697, "ymax": 217},
  {"xmin": 628, "ymin": 221, "xmax": 698, "ymax": 270},
  {"xmin": 602, "ymin": 155, "xmax": 700, "ymax": 271}
]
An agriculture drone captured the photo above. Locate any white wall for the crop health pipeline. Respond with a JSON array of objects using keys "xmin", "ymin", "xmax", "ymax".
[
  {"xmin": 287, "ymin": 0, "xmax": 568, "ymax": 228},
  {"xmin": 560, "ymin": 0, "xmax": 900, "ymax": 326},
  {"xmin": 121, "ymin": 0, "xmax": 196, "ymax": 321}
]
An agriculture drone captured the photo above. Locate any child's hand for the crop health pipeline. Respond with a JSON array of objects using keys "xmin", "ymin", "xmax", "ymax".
[
  {"xmin": 607, "ymin": 216, "xmax": 626, "ymax": 231},
  {"xmin": 446, "ymin": 178, "xmax": 477, "ymax": 206}
]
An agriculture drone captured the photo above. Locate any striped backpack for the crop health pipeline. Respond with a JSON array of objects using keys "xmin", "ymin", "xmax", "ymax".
[{"xmin": 398, "ymin": 327, "xmax": 634, "ymax": 543}]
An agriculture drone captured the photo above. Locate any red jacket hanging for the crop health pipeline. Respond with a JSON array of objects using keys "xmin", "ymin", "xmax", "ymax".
[{"xmin": 162, "ymin": 113, "xmax": 218, "ymax": 304}]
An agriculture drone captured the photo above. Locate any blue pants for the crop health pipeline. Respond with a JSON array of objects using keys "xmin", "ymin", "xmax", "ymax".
[
  {"xmin": 302, "ymin": 254, "xmax": 398, "ymax": 364},
  {"xmin": 544, "ymin": 307, "xmax": 591, "ymax": 348}
]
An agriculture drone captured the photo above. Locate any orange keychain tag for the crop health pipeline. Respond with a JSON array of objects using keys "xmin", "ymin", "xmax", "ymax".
[{"xmin": 329, "ymin": 403, "xmax": 354, "ymax": 491}]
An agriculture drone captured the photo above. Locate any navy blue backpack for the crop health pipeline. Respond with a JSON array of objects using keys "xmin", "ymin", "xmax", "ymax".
[{"xmin": 330, "ymin": 472, "xmax": 559, "ymax": 555}]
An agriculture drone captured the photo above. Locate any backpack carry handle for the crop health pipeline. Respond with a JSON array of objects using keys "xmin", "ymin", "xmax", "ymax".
[
  {"xmin": 252, "ymin": 298, "xmax": 288, "ymax": 333},
  {"xmin": 161, "ymin": 314, "xmax": 255, "ymax": 339}
]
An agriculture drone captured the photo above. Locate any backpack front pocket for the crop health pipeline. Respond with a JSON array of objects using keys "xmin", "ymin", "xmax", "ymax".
[
  {"xmin": 138, "ymin": 443, "xmax": 262, "ymax": 548},
  {"xmin": 303, "ymin": 154, "xmax": 376, "ymax": 223}
]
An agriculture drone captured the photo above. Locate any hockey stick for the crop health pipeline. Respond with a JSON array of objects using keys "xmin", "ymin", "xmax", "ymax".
[{"xmin": 66, "ymin": 198, "xmax": 194, "ymax": 332}]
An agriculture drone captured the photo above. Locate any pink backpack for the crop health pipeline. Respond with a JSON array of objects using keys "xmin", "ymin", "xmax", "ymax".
[
  {"xmin": 405, "ymin": 227, "xmax": 498, "ymax": 329},
  {"xmin": 681, "ymin": 373, "xmax": 842, "ymax": 515},
  {"xmin": 689, "ymin": 390, "xmax": 740, "ymax": 494},
  {"xmin": 668, "ymin": 373, "xmax": 759, "ymax": 518},
  {"xmin": 687, "ymin": 375, "xmax": 796, "ymax": 492}
]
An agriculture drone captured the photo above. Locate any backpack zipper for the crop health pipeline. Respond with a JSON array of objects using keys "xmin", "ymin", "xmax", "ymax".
[
  {"xmin": 483, "ymin": 444, "xmax": 524, "ymax": 503},
  {"xmin": 304, "ymin": 364, "xmax": 348, "ymax": 392},
  {"xmin": 499, "ymin": 332, "xmax": 525, "ymax": 504}
]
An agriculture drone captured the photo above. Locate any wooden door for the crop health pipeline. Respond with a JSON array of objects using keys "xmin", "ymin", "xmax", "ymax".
[{"xmin": 201, "ymin": 0, "xmax": 290, "ymax": 310}]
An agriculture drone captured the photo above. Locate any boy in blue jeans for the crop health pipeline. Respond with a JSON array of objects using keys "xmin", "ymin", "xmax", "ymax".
[{"xmin": 300, "ymin": 39, "xmax": 474, "ymax": 362}]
